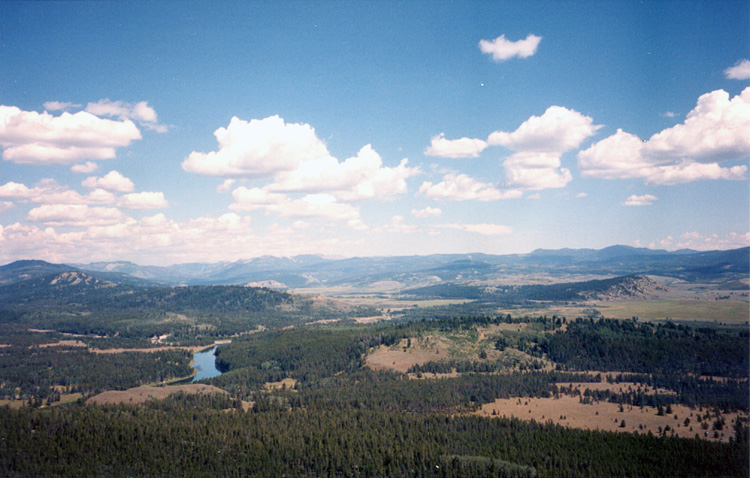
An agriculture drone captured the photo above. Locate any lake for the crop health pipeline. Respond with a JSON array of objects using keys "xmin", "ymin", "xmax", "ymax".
[{"xmin": 191, "ymin": 346, "xmax": 223, "ymax": 382}]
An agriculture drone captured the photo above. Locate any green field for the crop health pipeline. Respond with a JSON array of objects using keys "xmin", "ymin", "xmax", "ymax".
[{"xmin": 500, "ymin": 299, "xmax": 749, "ymax": 324}]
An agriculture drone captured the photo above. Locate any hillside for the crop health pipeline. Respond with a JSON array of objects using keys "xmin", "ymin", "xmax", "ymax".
[
  {"xmin": 403, "ymin": 275, "xmax": 668, "ymax": 304},
  {"xmin": 71, "ymin": 246, "xmax": 750, "ymax": 289},
  {"xmin": 0, "ymin": 270, "xmax": 376, "ymax": 338}
]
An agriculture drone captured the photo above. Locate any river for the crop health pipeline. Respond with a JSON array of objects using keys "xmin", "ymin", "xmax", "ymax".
[{"xmin": 191, "ymin": 346, "xmax": 223, "ymax": 382}]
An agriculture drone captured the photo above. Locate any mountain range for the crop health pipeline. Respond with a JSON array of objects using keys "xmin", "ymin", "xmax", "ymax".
[{"xmin": 0, "ymin": 245, "xmax": 747, "ymax": 292}]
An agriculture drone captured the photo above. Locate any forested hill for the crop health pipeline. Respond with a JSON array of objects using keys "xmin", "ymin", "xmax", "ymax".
[
  {"xmin": 403, "ymin": 275, "xmax": 662, "ymax": 303},
  {"xmin": 0, "ymin": 271, "xmax": 375, "ymax": 337},
  {"xmin": 1, "ymin": 245, "xmax": 748, "ymax": 291}
]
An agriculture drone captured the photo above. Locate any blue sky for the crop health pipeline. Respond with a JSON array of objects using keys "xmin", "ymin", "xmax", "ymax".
[{"xmin": 0, "ymin": 1, "xmax": 748, "ymax": 265}]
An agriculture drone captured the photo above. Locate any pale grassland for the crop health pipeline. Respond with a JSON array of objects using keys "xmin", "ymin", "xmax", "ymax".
[
  {"xmin": 475, "ymin": 389, "xmax": 748, "ymax": 444},
  {"xmin": 365, "ymin": 330, "xmax": 551, "ymax": 376},
  {"xmin": 264, "ymin": 378, "xmax": 297, "ymax": 391},
  {"xmin": 498, "ymin": 298, "xmax": 749, "ymax": 324},
  {"xmin": 366, "ymin": 337, "xmax": 450, "ymax": 373},
  {"xmin": 86, "ymin": 384, "xmax": 228, "ymax": 405}
]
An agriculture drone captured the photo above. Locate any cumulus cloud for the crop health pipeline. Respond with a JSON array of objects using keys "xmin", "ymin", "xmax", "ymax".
[
  {"xmin": 488, "ymin": 106, "xmax": 602, "ymax": 153},
  {"xmin": 486, "ymin": 106, "xmax": 600, "ymax": 190},
  {"xmin": 44, "ymin": 101, "xmax": 82, "ymax": 111},
  {"xmin": 27, "ymin": 204, "xmax": 125, "ymax": 227},
  {"xmin": 653, "ymin": 231, "xmax": 750, "ymax": 251},
  {"xmin": 0, "ymin": 179, "xmax": 116, "ymax": 205},
  {"xmin": 85, "ymin": 99, "xmax": 166, "ymax": 132},
  {"xmin": 578, "ymin": 88, "xmax": 750, "ymax": 184},
  {"xmin": 419, "ymin": 173, "xmax": 522, "ymax": 201},
  {"xmin": 424, "ymin": 133, "xmax": 488, "ymax": 158},
  {"xmin": 411, "ymin": 206, "xmax": 442, "ymax": 218},
  {"xmin": 724, "ymin": 59, "xmax": 750, "ymax": 80},
  {"xmin": 230, "ymin": 186, "xmax": 366, "ymax": 229},
  {"xmin": 0, "ymin": 106, "xmax": 141, "ymax": 164},
  {"xmin": 117, "ymin": 192, "xmax": 168, "ymax": 209},
  {"xmin": 184, "ymin": 116, "xmax": 418, "ymax": 203},
  {"xmin": 82, "ymin": 171, "xmax": 135, "ymax": 193},
  {"xmin": 270, "ymin": 144, "xmax": 417, "ymax": 201},
  {"xmin": 183, "ymin": 115, "xmax": 331, "ymax": 178},
  {"xmin": 71, "ymin": 161, "xmax": 99, "ymax": 174},
  {"xmin": 375, "ymin": 215, "xmax": 418, "ymax": 234},
  {"xmin": 502, "ymin": 152, "xmax": 572, "ymax": 190},
  {"xmin": 443, "ymin": 223, "xmax": 513, "ymax": 236},
  {"xmin": 622, "ymin": 194, "xmax": 658, "ymax": 206},
  {"xmin": 479, "ymin": 34, "xmax": 541, "ymax": 62},
  {"xmin": 0, "ymin": 210, "xmax": 370, "ymax": 265},
  {"xmin": 0, "ymin": 201, "xmax": 14, "ymax": 214},
  {"xmin": 217, "ymin": 179, "xmax": 236, "ymax": 193}
]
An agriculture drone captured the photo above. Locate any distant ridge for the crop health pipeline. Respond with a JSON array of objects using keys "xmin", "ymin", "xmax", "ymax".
[{"xmin": 1, "ymin": 245, "xmax": 747, "ymax": 290}]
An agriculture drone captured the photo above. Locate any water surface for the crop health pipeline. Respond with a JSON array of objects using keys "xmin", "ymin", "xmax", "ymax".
[{"xmin": 192, "ymin": 346, "xmax": 222, "ymax": 382}]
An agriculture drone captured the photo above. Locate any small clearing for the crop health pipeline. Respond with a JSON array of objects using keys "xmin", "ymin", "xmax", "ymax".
[
  {"xmin": 38, "ymin": 340, "xmax": 87, "ymax": 348},
  {"xmin": 475, "ymin": 394, "xmax": 748, "ymax": 443},
  {"xmin": 86, "ymin": 384, "xmax": 227, "ymax": 405},
  {"xmin": 265, "ymin": 378, "xmax": 297, "ymax": 391},
  {"xmin": 366, "ymin": 338, "xmax": 450, "ymax": 373}
]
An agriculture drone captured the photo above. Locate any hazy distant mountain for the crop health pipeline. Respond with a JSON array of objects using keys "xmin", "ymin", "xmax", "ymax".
[
  {"xmin": 2, "ymin": 245, "xmax": 747, "ymax": 291},
  {"xmin": 0, "ymin": 260, "xmax": 78, "ymax": 286},
  {"xmin": 0, "ymin": 260, "xmax": 162, "ymax": 288}
]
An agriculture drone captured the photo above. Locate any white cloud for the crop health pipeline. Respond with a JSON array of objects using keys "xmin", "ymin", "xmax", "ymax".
[
  {"xmin": 424, "ymin": 133, "xmax": 488, "ymax": 158},
  {"xmin": 652, "ymin": 231, "xmax": 750, "ymax": 251},
  {"xmin": 230, "ymin": 186, "xmax": 365, "ymax": 229},
  {"xmin": 411, "ymin": 206, "xmax": 442, "ymax": 218},
  {"xmin": 270, "ymin": 144, "xmax": 418, "ymax": 201},
  {"xmin": 0, "ymin": 201, "xmax": 14, "ymax": 214},
  {"xmin": 44, "ymin": 101, "xmax": 82, "ymax": 111},
  {"xmin": 27, "ymin": 204, "xmax": 125, "ymax": 227},
  {"xmin": 502, "ymin": 152, "xmax": 572, "ymax": 190},
  {"xmin": 663, "ymin": 111, "xmax": 676, "ymax": 118},
  {"xmin": 0, "ymin": 179, "xmax": 115, "ymax": 205},
  {"xmin": 622, "ymin": 194, "xmax": 657, "ymax": 206},
  {"xmin": 117, "ymin": 192, "xmax": 168, "ymax": 209},
  {"xmin": 488, "ymin": 106, "xmax": 601, "ymax": 153},
  {"xmin": 644, "ymin": 88, "xmax": 750, "ymax": 162},
  {"xmin": 578, "ymin": 88, "xmax": 750, "ymax": 184},
  {"xmin": 85, "ymin": 99, "xmax": 158, "ymax": 124},
  {"xmin": 479, "ymin": 34, "xmax": 541, "ymax": 62},
  {"xmin": 229, "ymin": 187, "xmax": 287, "ymax": 211},
  {"xmin": 419, "ymin": 173, "xmax": 522, "ymax": 201},
  {"xmin": 487, "ymin": 106, "xmax": 600, "ymax": 191},
  {"xmin": 185, "ymin": 116, "xmax": 418, "ymax": 203},
  {"xmin": 444, "ymin": 223, "xmax": 513, "ymax": 236},
  {"xmin": 71, "ymin": 161, "xmax": 99, "ymax": 174},
  {"xmin": 575, "ymin": 192, "xmax": 588, "ymax": 198},
  {"xmin": 375, "ymin": 215, "xmax": 418, "ymax": 234},
  {"xmin": 217, "ymin": 179, "xmax": 236, "ymax": 193},
  {"xmin": 84, "ymin": 99, "xmax": 167, "ymax": 133},
  {"xmin": 182, "ymin": 115, "xmax": 331, "ymax": 178},
  {"xmin": 724, "ymin": 59, "xmax": 750, "ymax": 80},
  {"xmin": 0, "ymin": 106, "xmax": 141, "ymax": 165},
  {"xmin": 82, "ymin": 171, "xmax": 135, "ymax": 193},
  {"xmin": 647, "ymin": 161, "xmax": 746, "ymax": 185},
  {"xmin": 0, "ymin": 211, "xmax": 371, "ymax": 265}
]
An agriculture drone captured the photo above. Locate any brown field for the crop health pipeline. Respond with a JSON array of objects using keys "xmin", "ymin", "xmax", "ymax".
[
  {"xmin": 475, "ymin": 383, "xmax": 748, "ymax": 444},
  {"xmin": 265, "ymin": 378, "xmax": 297, "ymax": 391},
  {"xmin": 366, "ymin": 338, "xmax": 451, "ymax": 373},
  {"xmin": 86, "ymin": 384, "xmax": 228, "ymax": 405},
  {"xmin": 38, "ymin": 340, "xmax": 87, "ymax": 348},
  {"xmin": 500, "ymin": 298, "xmax": 749, "ymax": 324}
]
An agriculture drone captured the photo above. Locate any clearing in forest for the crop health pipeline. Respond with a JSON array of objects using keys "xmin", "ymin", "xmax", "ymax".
[
  {"xmin": 86, "ymin": 384, "xmax": 227, "ymax": 405},
  {"xmin": 475, "ymin": 384, "xmax": 748, "ymax": 444}
]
